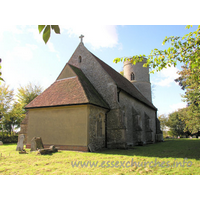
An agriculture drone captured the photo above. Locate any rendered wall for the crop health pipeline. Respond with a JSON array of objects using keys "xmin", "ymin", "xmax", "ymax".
[{"xmin": 26, "ymin": 105, "xmax": 88, "ymax": 148}]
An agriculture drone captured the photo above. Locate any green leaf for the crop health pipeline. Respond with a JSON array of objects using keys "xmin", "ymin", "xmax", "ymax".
[
  {"xmin": 43, "ymin": 25, "xmax": 51, "ymax": 44},
  {"xmin": 51, "ymin": 25, "xmax": 60, "ymax": 34},
  {"xmin": 185, "ymin": 25, "xmax": 193, "ymax": 29},
  {"xmin": 38, "ymin": 25, "xmax": 46, "ymax": 34},
  {"xmin": 113, "ymin": 58, "xmax": 121, "ymax": 63}
]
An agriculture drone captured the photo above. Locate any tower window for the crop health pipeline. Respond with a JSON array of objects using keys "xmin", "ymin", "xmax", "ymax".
[
  {"xmin": 78, "ymin": 56, "xmax": 82, "ymax": 63},
  {"xmin": 131, "ymin": 72, "xmax": 135, "ymax": 80}
]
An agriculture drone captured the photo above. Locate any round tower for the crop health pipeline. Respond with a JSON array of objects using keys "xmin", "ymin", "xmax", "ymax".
[{"xmin": 123, "ymin": 58, "xmax": 152, "ymax": 103}]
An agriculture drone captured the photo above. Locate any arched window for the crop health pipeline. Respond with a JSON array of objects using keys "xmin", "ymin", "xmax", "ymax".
[
  {"xmin": 131, "ymin": 72, "xmax": 135, "ymax": 80},
  {"xmin": 78, "ymin": 56, "xmax": 82, "ymax": 63}
]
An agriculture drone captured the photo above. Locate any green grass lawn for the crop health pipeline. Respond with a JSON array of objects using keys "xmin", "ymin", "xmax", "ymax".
[{"xmin": 1, "ymin": 139, "xmax": 200, "ymax": 175}]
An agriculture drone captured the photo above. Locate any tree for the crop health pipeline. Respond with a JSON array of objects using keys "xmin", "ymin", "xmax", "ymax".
[
  {"xmin": 0, "ymin": 84, "xmax": 14, "ymax": 119},
  {"xmin": 114, "ymin": 25, "xmax": 200, "ymax": 134},
  {"xmin": 158, "ymin": 114, "xmax": 168, "ymax": 131},
  {"xmin": 166, "ymin": 109, "xmax": 186, "ymax": 137},
  {"xmin": 114, "ymin": 25, "xmax": 200, "ymax": 73},
  {"xmin": 16, "ymin": 83, "xmax": 43, "ymax": 110},
  {"xmin": 175, "ymin": 61, "xmax": 200, "ymax": 133},
  {"xmin": 2, "ymin": 102, "xmax": 25, "ymax": 135},
  {"xmin": 158, "ymin": 114, "xmax": 168, "ymax": 137},
  {"xmin": 0, "ymin": 84, "xmax": 14, "ymax": 135}
]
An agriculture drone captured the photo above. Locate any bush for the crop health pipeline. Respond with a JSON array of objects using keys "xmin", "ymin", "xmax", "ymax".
[{"xmin": 0, "ymin": 135, "xmax": 18, "ymax": 143}]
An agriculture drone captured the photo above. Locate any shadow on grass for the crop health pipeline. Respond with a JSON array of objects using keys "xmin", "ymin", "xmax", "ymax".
[{"xmin": 97, "ymin": 139, "xmax": 200, "ymax": 160}]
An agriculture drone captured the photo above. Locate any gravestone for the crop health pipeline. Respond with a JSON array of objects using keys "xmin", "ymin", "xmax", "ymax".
[
  {"xmin": 31, "ymin": 137, "xmax": 44, "ymax": 151},
  {"xmin": 0, "ymin": 141, "xmax": 3, "ymax": 145},
  {"xmin": 16, "ymin": 134, "xmax": 25, "ymax": 151}
]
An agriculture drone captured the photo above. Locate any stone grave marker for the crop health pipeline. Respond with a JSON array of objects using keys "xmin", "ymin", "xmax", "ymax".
[
  {"xmin": 16, "ymin": 134, "xmax": 25, "ymax": 151},
  {"xmin": 31, "ymin": 137, "xmax": 44, "ymax": 151},
  {"xmin": 0, "ymin": 141, "xmax": 3, "ymax": 145}
]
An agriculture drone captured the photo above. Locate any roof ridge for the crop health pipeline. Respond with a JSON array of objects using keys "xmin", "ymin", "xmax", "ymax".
[{"xmin": 90, "ymin": 52, "xmax": 157, "ymax": 110}]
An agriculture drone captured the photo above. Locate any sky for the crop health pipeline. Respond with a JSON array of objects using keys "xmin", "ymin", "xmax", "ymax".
[{"xmin": 0, "ymin": 25, "xmax": 199, "ymax": 116}]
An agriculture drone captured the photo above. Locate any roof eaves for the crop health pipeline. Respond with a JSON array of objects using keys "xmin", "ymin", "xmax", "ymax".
[{"xmin": 90, "ymin": 52, "xmax": 157, "ymax": 110}]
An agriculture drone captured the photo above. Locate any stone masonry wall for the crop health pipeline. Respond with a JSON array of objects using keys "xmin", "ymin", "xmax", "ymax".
[
  {"xmin": 68, "ymin": 43, "xmax": 128, "ymax": 149},
  {"xmin": 68, "ymin": 43, "xmax": 118, "ymax": 109},
  {"xmin": 88, "ymin": 105, "xmax": 107, "ymax": 151},
  {"xmin": 119, "ymin": 91, "xmax": 157, "ymax": 146}
]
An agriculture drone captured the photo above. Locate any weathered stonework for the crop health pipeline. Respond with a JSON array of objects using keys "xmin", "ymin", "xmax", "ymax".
[
  {"xmin": 23, "ymin": 41, "xmax": 163, "ymax": 152},
  {"xmin": 88, "ymin": 105, "xmax": 107, "ymax": 151},
  {"xmin": 123, "ymin": 59, "xmax": 152, "ymax": 103},
  {"xmin": 68, "ymin": 43, "xmax": 118, "ymax": 109},
  {"xmin": 119, "ymin": 91, "xmax": 157, "ymax": 146}
]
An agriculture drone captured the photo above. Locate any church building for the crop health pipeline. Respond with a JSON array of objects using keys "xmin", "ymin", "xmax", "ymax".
[{"xmin": 21, "ymin": 36, "xmax": 163, "ymax": 152}]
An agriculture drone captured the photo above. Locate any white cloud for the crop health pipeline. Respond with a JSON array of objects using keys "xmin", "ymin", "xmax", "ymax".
[
  {"xmin": 47, "ymin": 42, "xmax": 56, "ymax": 52},
  {"xmin": 27, "ymin": 26, "xmax": 43, "ymax": 44},
  {"xmin": 28, "ymin": 26, "xmax": 60, "ymax": 58},
  {"xmin": 153, "ymin": 66, "xmax": 180, "ymax": 87},
  {"xmin": 169, "ymin": 102, "xmax": 187, "ymax": 113},
  {"xmin": 0, "ymin": 25, "xmax": 23, "ymax": 41},
  {"xmin": 13, "ymin": 46, "xmax": 33, "ymax": 61},
  {"xmin": 61, "ymin": 25, "xmax": 119, "ymax": 49}
]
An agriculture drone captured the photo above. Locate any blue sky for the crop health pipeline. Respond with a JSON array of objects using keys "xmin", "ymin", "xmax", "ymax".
[{"xmin": 0, "ymin": 25, "xmax": 198, "ymax": 116}]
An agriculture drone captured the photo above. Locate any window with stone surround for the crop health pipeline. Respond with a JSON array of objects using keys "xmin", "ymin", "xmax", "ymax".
[
  {"xmin": 79, "ymin": 56, "xmax": 82, "ymax": 63},
  {"xmin": 131, "ymin": 72, "xmax": 135, "ymax": 80}
]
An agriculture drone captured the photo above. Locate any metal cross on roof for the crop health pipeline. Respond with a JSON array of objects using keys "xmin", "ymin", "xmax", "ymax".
[{"xmin": 79, "ymin": 34, "xmax": 84, "ymax": 43}]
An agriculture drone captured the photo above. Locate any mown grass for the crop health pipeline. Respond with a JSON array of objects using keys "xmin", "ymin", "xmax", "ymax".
[{"xmin": 1, "ymin": 139, "xmax": 200, "ymax": 175}]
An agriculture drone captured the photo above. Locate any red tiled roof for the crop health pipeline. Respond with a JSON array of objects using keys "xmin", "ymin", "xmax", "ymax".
[
  {"xmin": 25, "ymin": 65, "xmax": 110, "ymax": 109},
  {"xmin": 91, "ymin": 53, "xmax": 157, "ymax": 110}
]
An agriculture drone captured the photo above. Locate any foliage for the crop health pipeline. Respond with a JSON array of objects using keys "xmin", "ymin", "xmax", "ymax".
[
  {"xmin": 38, "ymin": 25, "xmax": 60, "ymax": 44},
  {"xmin": 120, "ymin": 70, "xmax": 124, "ymax": 76},
  {"xmin": 16, "ymin": 83, "xmax": 43, "ymax": 110},
  {"xmin": 114, "ymin": 25, "xmax": 200, "ymax": 73},
  {"xmin": 0, "ymin": 58, "xmax": 4, "ymax": 82},
  {"xmin": 114, "ymin": 25, "xmax": 200, "ymax": 134},
  {"xmin": 0, "ymin": 84, "xmax": 14, "ymax": 120},
  {"xmin": 166, "ymin": 109, "xmax": 186, "ymax": 137},
  {"xmin": 175, "ymin": 62, "xmax": 200, "ymax": 133},
  {"xmin": 0, "ymin": 83, "xmax": 42, "ymax": 135},
  {"xmin": 2, "ymin": 102, "xmax": 25, "ymax": 134},
  {"xmin": 158, "ymin": 114, "xmax": 168, "ymax": 131},
  {"xmin": 0, "ymin": 85, "xmax": 15, "ymax": 135},
  {"xmin": 0, "ymin": 134, "xmax": 18, "ymax": 143}
]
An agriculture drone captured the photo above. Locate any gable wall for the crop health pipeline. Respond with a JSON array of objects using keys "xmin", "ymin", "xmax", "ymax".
[
  {"xmin": 57, "ymin": 64, "xmax": 77, "ymax": 80},
  {"xmin": 68, "ymin": 43, "xmax": 118, "ymax": 109}
]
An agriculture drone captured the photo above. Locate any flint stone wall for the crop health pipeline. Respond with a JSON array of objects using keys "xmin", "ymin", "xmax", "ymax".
[
  {"xmin": 119, "ymin": 90, "xmax": 157, "ymax": 146},
  {"xmin": 88, "ymin": 105, "xmax": 107, "ymax": 151}
]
